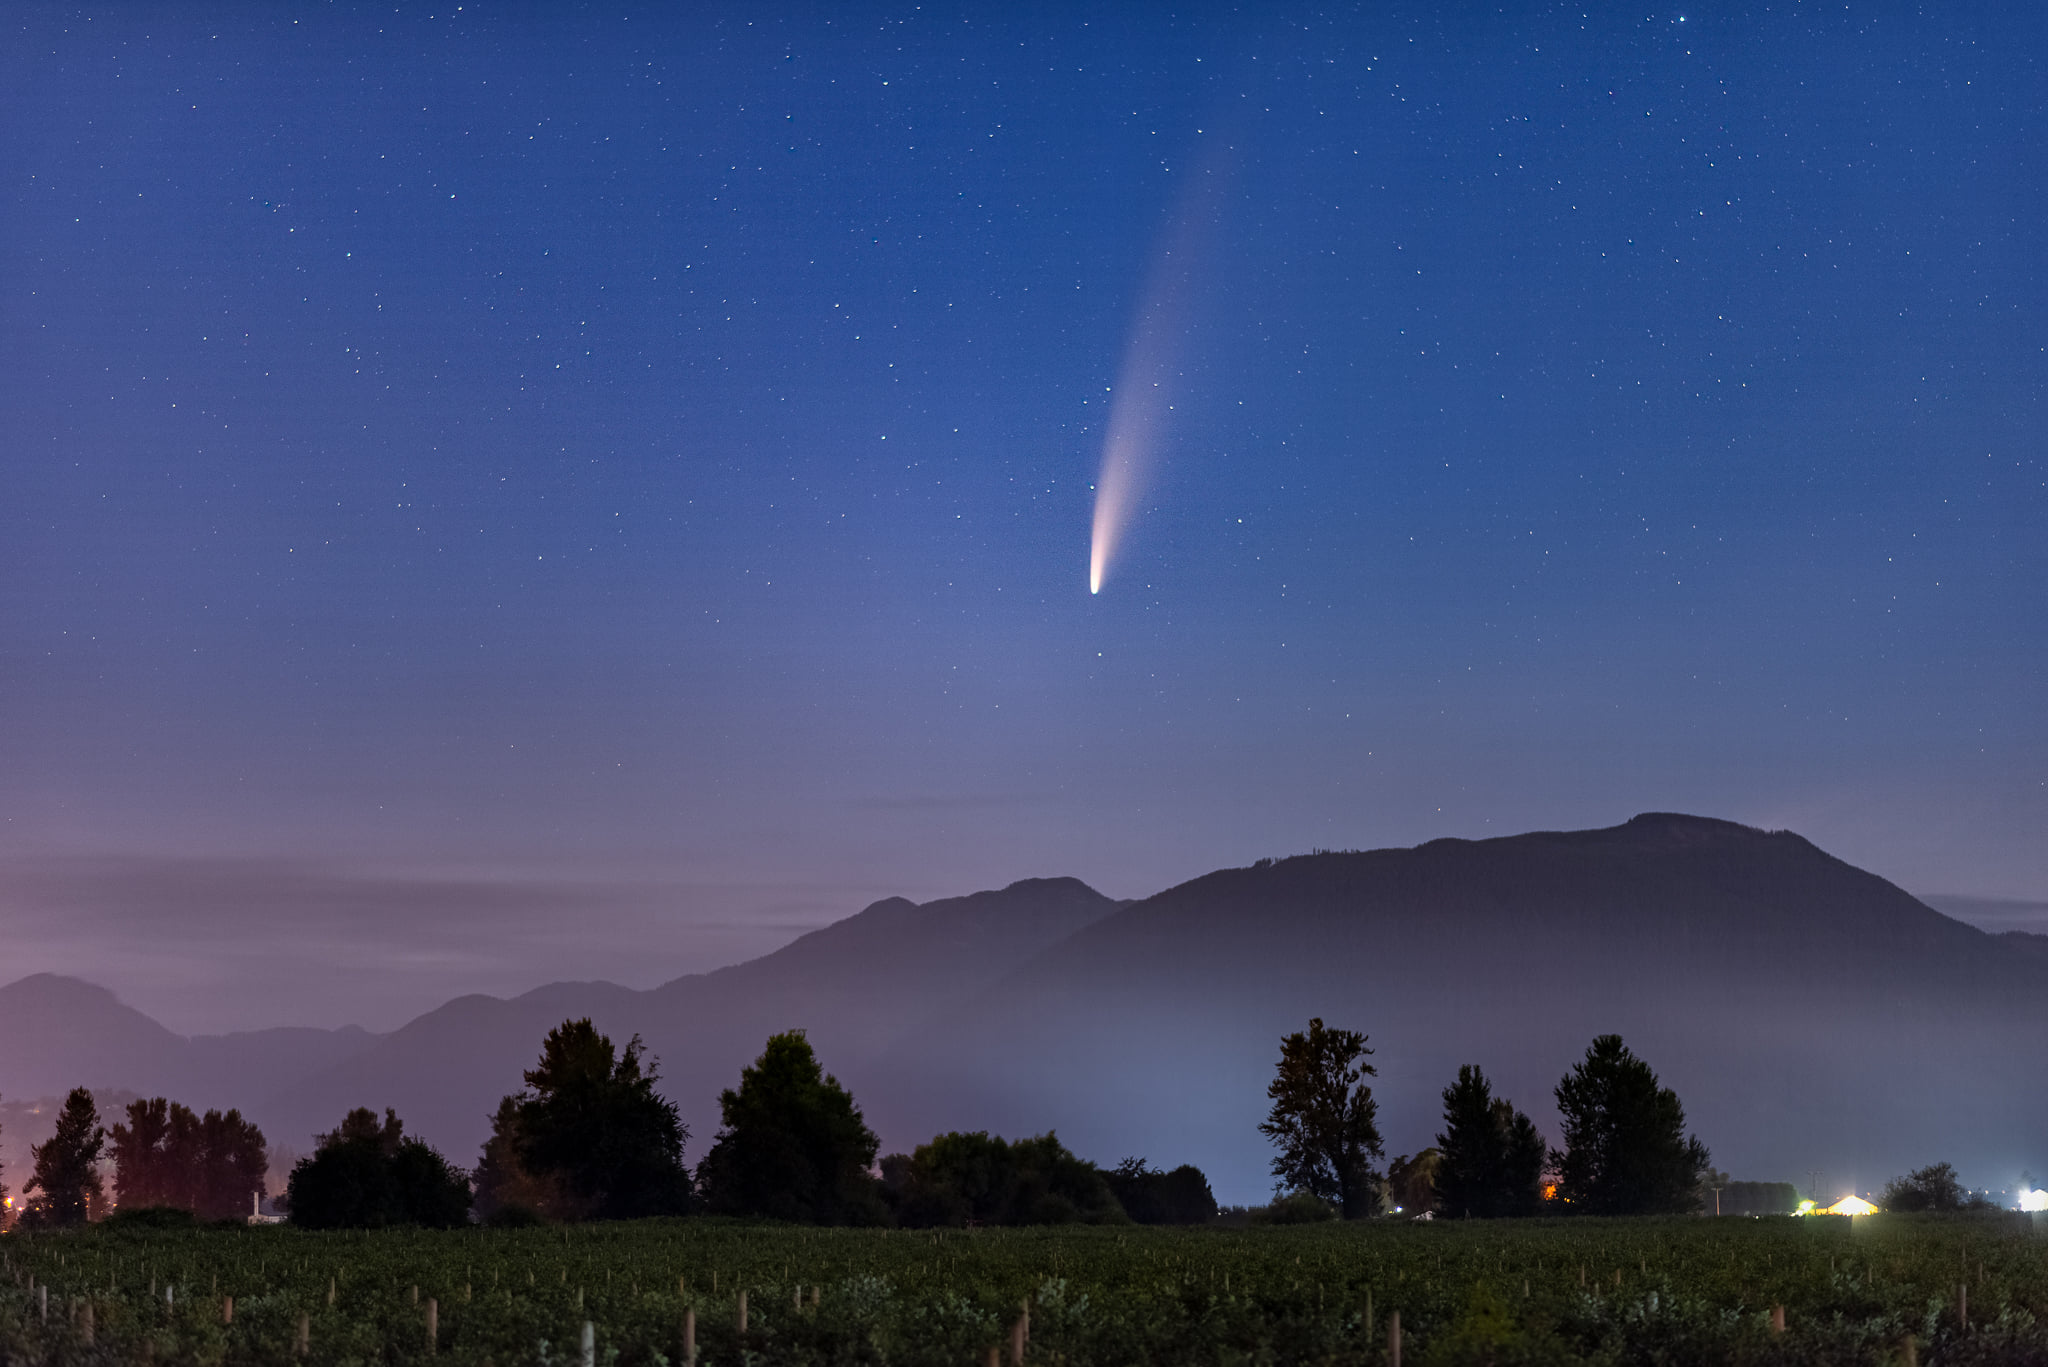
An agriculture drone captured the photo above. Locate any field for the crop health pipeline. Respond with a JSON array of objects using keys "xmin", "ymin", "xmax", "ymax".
[{"xmin": 3, "ymin": 1214, "xmax": 2045, "ymax": 1366}]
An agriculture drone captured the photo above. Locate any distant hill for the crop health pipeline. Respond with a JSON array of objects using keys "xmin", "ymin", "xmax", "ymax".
[
  {"xmin": 1999, "ymin": 931, "xmax": 2048, "ymax": 968},
  {"xmin": 875, "ymin": 814, "xmax": 2048, "ymax": 1199},
  {"xmin": 0, "ymin": 974, "xmax": 382, "ymax": 1117},
  {"xmin": 255, "ymin": 875, "xmax": 1121, "ymax": 1161},
  {"xmin": 0, "ymin": 818, "xmax": 2040, "ymax": 1203}
]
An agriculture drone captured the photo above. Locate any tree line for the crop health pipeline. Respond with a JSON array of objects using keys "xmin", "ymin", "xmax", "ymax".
[
  {"xmin": 0, "ymin": 1015, "xmax": 1989, "ymax": 1230},
  {"xmin": 0, "ymin": 1090, "xmax": 270, "ymax": 1228},
  {"xmin": 1259, "ymin": 1019, "xmax": 1712, "ymax": 1219},
  {"xmin": 281, "ymin": 1020, "xmax": 1219, "ymax": 1230}
]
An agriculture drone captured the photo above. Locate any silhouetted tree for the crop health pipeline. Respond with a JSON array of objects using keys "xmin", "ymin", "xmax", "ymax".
[
  {"xmin": 495, "ymin": 1019, "xmax": 691, "ymax": 1221},
  {"xmin": 109, "ymin": 1097, "xmax": 175, "ymax": 1209},
  {"xmin": 1882, "ymin": 1162, "xmax": 1974, "ymax": 1212},
  {"xmin": 1105, "ymin": 1157, "xmax": 1219, "ymax": 1225},
  {"xmin": 283, "ymin": 1107, "xmax": 469, "ymax": 1229},
  {"xmin": 473, "ymin": 1095, "xmax": 570, "ymax": 1223},
  {"xmin": 1259, "ymin": 1017, "xmax": 1383, "ymax": 1218},
  {"xmin": 1435, "ymin": 1065, "xmax": 1548, "ymax": 1218},
  {"xmin": 884, "ymin": 1131, "xmax": 1124, "ymax": 1227},
  {"xmin": 1387, "ymin": 1148, "xmax": 1442, "ymax": 1215},
  {"xmin": 110, "ymin": 1098, "xmax": 270, "ymax": 1219},
  {"xmin": 22, "ymin": 1088, "xmax": 106, "ymax": 1227},
  {"xmin": 697, "ymin": 1030, "xmax": 882, "ymax": 1224},
  {"xmin": 1551, "ymin": 1035, "xmax": 1709, "ymax": 1215}
]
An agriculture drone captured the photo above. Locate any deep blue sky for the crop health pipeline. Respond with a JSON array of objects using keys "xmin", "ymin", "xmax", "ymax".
[{"xmin": 2, "ymin": 3, "xmax": 2042, "ymax": 1031}]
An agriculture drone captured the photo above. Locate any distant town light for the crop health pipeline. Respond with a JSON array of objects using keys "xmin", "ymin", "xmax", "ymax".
[
  {"xmin": 1823, "ymin": 1194, "xmax": 1878, "ymax": 1216},
  {"xmin": 2020, "ymin": 1188, "xmax": 2048, "ymax": 1213}
]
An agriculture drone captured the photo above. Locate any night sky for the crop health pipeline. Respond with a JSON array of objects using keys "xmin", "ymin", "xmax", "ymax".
[{"xmin": 3, "ymin": 4, "xmax": 2042, "ymax": 1034}]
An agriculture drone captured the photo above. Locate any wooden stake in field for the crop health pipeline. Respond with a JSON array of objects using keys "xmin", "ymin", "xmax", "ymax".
[
  {"xmin": 1009, "ymin": 1299, "xmax": 1029, "ymax": 1365},
  {"xmin": 1770, "ymin": 1305, "xmax": 1785, "ymax": 1334},
  {"xmin": 327, "ymin": 1277, "xmax": 337, "ymax": 1306},
  {"xmin": 1959, "ymin": 1283, "xmax": 1968, "ymax": 1333},
  {"xmin": 1388, "ymin": 1309, "xmax": 1402, "ymax": 1367},
  {"xmin": 223, "ymin": 1295, "xmax": 234, "ymax": 1325},
  {"xmin": 737, "ymin": 1288, "xmax": 748, "ymax": 1334},
  {"xmin": 426, "ymin": 1297, "xmax": 438, "ymax": 1353},
  {"xmin": 682, "ymin": 1305, "xmax": 697, "ymax": 1367},
  {"xmin": 295, "ymin": 1313, "xmax": 310, "ymax": 1357},
  {"xmin": 579, "ymin": 1320, "xmax": 595, "ymax": 1367},
  {"xmin": 1900, "ymin": 1333, "xmax": 1918, "ymax": 1367},
  {"xmin": 81, "ymin": 1301, "xmax": 94, "ymax": 1347}
]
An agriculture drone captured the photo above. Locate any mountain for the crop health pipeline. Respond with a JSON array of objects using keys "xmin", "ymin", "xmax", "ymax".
[
  {"xmin": 0, "ymin": 976, "xmax": 186, "ymax": 1098},
  {"xmin": 0, "ymin": 974, "xmax": 386, "ymax": 1121},
  {"xmin": 256, "ymin": 875, "xmax": 1121, "ymax": 1160},
  {"xmin": 1999, "ymin": 931, "xmax": 2048, "ymax": 968},
  {"xmin": 875, "ymin": 814, "xmax": 2048, "ymax": 1198},
  {"xmin": 0, "ymin": 818, "xmax": 2041, "ymax": 1203}
]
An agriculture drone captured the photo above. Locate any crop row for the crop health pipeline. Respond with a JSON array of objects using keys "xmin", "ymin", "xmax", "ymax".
[{"xmin": 0, "ymin": 1213, "xmax": 2044, "ymax": 1365}]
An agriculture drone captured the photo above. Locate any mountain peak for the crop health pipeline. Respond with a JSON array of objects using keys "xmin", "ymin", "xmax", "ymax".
[{"xmin": 0, "ymin": 972, "xmax": 131, "ymax": 1008}]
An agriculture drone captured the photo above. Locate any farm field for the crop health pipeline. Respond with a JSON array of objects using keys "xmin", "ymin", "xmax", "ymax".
[{"xmin": 2, "ymin": 1213, "xmax": 2045, "ymax": 1366}]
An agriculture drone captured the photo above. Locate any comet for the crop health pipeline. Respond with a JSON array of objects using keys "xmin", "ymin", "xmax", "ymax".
[{"xmin": 1088, "ymin": 144, "xmax": 1229, "ymax": 595}]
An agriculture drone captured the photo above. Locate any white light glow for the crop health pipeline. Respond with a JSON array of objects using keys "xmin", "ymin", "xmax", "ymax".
[{"xmin": 2020, "ymin": 1188, "xmax": 2048, "ymax": 1213}]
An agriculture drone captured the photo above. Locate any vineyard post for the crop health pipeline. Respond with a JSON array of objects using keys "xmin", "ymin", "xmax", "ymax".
[
  {"xmin": 1769, "ymin": 1305, "xmax": 1784, "ymax": 1334},
  {"xmin": 1901, "ymin": 1333, "xmax": 1918, "ymax": 1367},
  {"xmin": 1959, "ymin": 1283, "xmax": 1968, "ymax": 1333},
  {"xmin": 81, "ymin": 1301, "xmax": 94, "ymax": 1347},
  {"xmin": 580, "ymin": 1320, "xmax": 595, "ymax": 1367},
  {"xmin": 737, "ymin": 1288, "xmax": 748, "ymax": 1334},
  {"xmin": 1364, "ymin": 1289, "xmax": 1373, "ymax": 1338},
  {"xmin": 1388, "ymin": 1309, "xmax": 1401, "ymax": 1367},
  {"xmin": 38, "ymin": 1284, "xmax": 47, "ymax": 1322},
  {"xmin": 295, "ymin": 1312, "xmax": 310, "ymax": 1357},
  {"xmin": 426, "ymin": 1297, "xmax": 438, "ymax": 1353},
  {"xmin": 1009, "ymin": 1298, "xmax": 1029, "ymax": 1365},
  {"xmin": 683, "ymin": 1305, "xmax": 696, "ymax": 1367},
  {"xmin": 223, "ymin": 1295, "xmax": 234, "ymax": 1325}
]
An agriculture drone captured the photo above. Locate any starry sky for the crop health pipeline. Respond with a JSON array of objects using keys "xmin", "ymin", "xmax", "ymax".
[{"xmin": 2, "ymin": 4, "xmax": 2043, "ymax": 1033}]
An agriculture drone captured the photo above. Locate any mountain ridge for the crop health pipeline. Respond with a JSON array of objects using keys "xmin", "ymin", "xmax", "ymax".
[{"xmin": 1, "ymin": 816, "xmax": 2041, "ymax": 1201}]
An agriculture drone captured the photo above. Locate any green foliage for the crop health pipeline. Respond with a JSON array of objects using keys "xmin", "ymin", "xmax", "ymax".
[
  {"xmin": 0, "ymin": 1209, "xmax": 2044, "ymax": 1363},
  {"xmin": 697, "ymin": 1030, "xmax": 883, "ymax": 1224},
  {"xmin": 1259, "ymin": 1016, "xmax": 1384, "ymax": 1218},
  {"xmin": 489, "ymin": 1020, "xmax": 692, "ymax": 1222},
  {"xmin": 1552, "ymin": 1035, "xmax": 1709, "ymax": 1215},
  {"xmin": 21, "ymin": 1087, "xmax": 106, "ymax": 1228},
  {"xmin": 283, "ymin": 1107, "xmax": 471, "ymax": 1230},
  {"xmin": 885, "ymin": 1131, "xmax": 1125, "ymax": 1227},
  {"xmin": 1105, "ymin": 1158, "xmax": 1218, "ymax": 1225},
  {"xmin": 1436, "ymin": 1065, "xmax": 1547, "ymax": 1218},
  {"xmin": 109, "ymin": 1096, "xmax": 269, "ymax": 1220}
]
